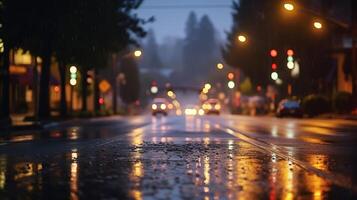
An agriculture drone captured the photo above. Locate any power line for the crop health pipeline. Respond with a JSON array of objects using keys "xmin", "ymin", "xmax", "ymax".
[{"xmin": 140, "ymin": 5, "xmax": 231, "ymax": 10}]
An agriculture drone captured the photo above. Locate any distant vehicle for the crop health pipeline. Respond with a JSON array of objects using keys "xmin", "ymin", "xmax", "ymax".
[
  {"xmin": 151, "ymin": 98, "xmax": 168, "ymax": 116},
  {"xmin": 202, "ymin": 99, "xmax": 221, "ymax": 115},
  {"xmin": 184, "ymin": 105, "xmax": 204, "ymax": 116},
  {"xmin": 276, "ymin": 99, "xmax": 303, "ymax": 118}
]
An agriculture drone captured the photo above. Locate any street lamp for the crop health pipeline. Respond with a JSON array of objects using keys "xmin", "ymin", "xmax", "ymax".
[
  {"xmin": 238, "ymin": 35, "xmax": 247, "ymax": 43},
  {"xmin": 283, "ymin": 3, "xmax": 295, "ymax": 11},
  {"xmin": 313, "ymin": 21, "xmax": 323, "ymax": 29},
  {"xmin": 134, "ymin": 50, "xmax": 142, "ymax": 57},
  {"xmin": 217, "ymin": 63, "xmax": 224, "ymax": 70},
  {"xmin": 204, "ymin": 83, "xmax": 212, "ymax": 90}
]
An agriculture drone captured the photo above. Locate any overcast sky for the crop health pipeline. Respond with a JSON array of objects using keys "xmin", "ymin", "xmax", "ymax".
[{"xmin": 136, "ymin": 0, "xmax": 233, "ymax": 44}]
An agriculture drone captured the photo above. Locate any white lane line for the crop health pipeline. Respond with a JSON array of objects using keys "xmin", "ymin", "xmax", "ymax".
[{"xmin": 217, "ymin": 124, "xmax": 357, "ymax": 193}]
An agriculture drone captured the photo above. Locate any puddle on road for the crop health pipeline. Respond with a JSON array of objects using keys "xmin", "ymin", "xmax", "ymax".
[{"xmin": 0, "ymin": 138, "xmax": 355, "ymax": 199}]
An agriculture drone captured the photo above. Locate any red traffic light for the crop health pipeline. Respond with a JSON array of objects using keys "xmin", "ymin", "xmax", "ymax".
[
  {"xmin": 271, "ymin": 63, "xmax": 277, "ymax": 70},
  {"xmin": 287, "ymin": 49, "xmax": 294, "ymax": 56},
  {"xmin": 270, "ymin": 49, "xmax": 278, "ymax": 57},
  {"xmin": 99, "ymin": 97, "xmax": 104, "ymax": 105},
  {"xmin": 227, "ymin": 72, "xmax": 234, "ymax": 80}
]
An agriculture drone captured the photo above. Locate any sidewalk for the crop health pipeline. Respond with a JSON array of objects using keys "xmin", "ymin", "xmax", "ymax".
[{"xmin": 0, "ymin": 114, "xmax": 125, "ymax": 133}]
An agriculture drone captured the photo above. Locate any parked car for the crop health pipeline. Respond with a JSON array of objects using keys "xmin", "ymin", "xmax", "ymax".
[
  {"xmin": 276, "ymin": 99, "xmax": 303, "ymax": 118},
  {"xmin": 202, "ymin": 99, "xmax": 221, "ymax": 115},
  {"xmin": 151, "ymin": 98, "xmax": 168, "ymax": 116}
]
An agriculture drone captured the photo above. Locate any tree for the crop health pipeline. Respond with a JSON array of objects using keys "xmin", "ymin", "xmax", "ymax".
[
  {"xmin": 182, "ymin": 11, "xmax": 199, "ymax": 81},
  {"xmin": 119, "ymin": 56, "xmax": 140, "ymax": 105},
  {"xmin": 142, "ymin": 29, "xmax": 163, "ymax": 70}
]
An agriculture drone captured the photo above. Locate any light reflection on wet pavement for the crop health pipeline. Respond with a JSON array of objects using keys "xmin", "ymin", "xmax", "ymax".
[{"xmin": 0, "ymin": 115, "xmax": 356, "ymax": 199}]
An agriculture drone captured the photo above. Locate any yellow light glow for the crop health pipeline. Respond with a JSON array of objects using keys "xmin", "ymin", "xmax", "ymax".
[
  {"xmin": 313, "ymin": 21, "xmax": 323, "ymax": 29},
  {"xmin": 134, "ymin": 50, "xmax": 142, "ymax": 57},
  {"xmin": 217, "ymin": 63, "xmax": 224, "ymax": 70},
  {"xmin": 160, "ymin": 104, "xmax": 166, "ymax": 110},
  {"xmin": 198, "ymin": 109, "xmax": 205, "ymax": 116},
  {"xmin": 167, "ymin": 91, "xmax": 174, "ymax": 97},
  {"xmin": 202, "ymin": 88, "xmax": 209, "ymax": 94},
  {"xmin": 215, "ymin": 104, "xmax": 221, "ymax": 110},
  {"xmin": 238, "ymin": 35, "xmax": 247, "ymax": 43},
  {"xmin": 151, "ymin": 104, "xmax": 157, "ymax": 110},
  {"xmin": 176, "ymin": 109, "xmax": 182, "ymax": 115},
  {"xmin": 168, "ymin": 103, "xmax": 174, "ymax": 109},
  {"xmin": 284, "ymin": 3, "xmax": 295, "ymax": 11},
  {"xmin": 204, "ymin": 83, "xmax": 212, "ymax": 90}
]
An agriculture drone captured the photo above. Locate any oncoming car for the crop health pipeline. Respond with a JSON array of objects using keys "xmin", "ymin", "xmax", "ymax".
[
  {"xmin": 202, "ymin": 99, "xmax": 221, "ymax": 115},
  {"xmin": 151, "ymin": 98, "xmax": 168, "ymax": 116}
]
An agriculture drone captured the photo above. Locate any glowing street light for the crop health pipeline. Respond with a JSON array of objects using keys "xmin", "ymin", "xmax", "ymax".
[
  {"xmin": 313, "ymin": 21, "xmax": 323, "ymax": 29},
  {"xmin": 217, "ymin": 63, "xmax": 224, "ymax": 70},
  {"xmin": 283, "ymin": 3, "xmax": 295, "ymax": 11},
  {"xmin": 134, "ymin": 50, "xmax": 142, "ymax": 57},
  {"xmin": 204, "ymin": 83, "xmax": 212, "ymax": 90},
  {"xmin": 238, "ymin": 35, "xmax": 247, "ymax": 43}
]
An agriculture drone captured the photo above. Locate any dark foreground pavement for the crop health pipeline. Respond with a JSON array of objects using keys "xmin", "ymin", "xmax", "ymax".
[{"xmin": 0, "ymin": 115, "xmax": 356, "ymax": 199}]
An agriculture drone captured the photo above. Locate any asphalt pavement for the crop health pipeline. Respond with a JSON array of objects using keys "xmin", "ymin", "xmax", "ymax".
[{"xmin": 0, "ymin": 114, "xmax": 356, "ymax": 199}]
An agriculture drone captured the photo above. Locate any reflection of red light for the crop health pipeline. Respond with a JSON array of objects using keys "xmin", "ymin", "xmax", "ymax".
[
  {"xmin": 287, "ymin": 49, "xmax": 294, "ymax": 56},
  {"xmin": 272, "ymin": 63, "xmax": 277, "ymax": 70},
  {"xmin": 54, "ymin": 86, "xmax": 60, "ymax": 93},
  {"xmin": 270, "ymin": 49, "xmax": 278, "ymax": 57},
  {"xmin": 99, "ymin": 97, "xmax": 104, "ymax": 105}
]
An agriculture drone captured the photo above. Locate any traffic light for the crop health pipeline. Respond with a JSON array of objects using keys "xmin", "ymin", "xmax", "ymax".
[
  {"xmin": 150, "ymin": 80, "xmax": 158, "ymax": 94},
  {"xmin": 69, "ymin": 66, "xmax": 77, "ymax": 86},
  {"xmin": 270, "ymin": 49, "xmax": 278, "ymax": 71},
  {"xmin": 287, "ymin": 49, "xmax": 295, "ymax": 69},
  {"xmin": 287, "ymin": 49, "xmax": 294, "ymax": 56},
  {"xmin": 227, "ymin": 72, "xmax": 234, "ymax": 80},
  {"xmin": 270, "ymin": 49, "xmax": 278, "ymax": 57}
]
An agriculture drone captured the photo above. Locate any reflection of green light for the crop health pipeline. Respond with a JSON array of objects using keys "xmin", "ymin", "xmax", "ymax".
[{"xmin": 287, "ymin": 56, "xmax": 294, "ymax": 62}]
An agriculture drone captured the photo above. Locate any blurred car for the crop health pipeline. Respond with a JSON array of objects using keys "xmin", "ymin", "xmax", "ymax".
[
  {"xmin": 276, "ymin": 99, "xmax": 303, "ymax": 118},
  {"xmin": 202, "ymin": 99, "xmax": 221, "ymax": 115},
  {"xmin": 184, "ymin": 105, "xmax": 204, "ymax": 116},
  {"xmin": 151, "ymin": 98, "xmax": 168, "ymax": 116}
]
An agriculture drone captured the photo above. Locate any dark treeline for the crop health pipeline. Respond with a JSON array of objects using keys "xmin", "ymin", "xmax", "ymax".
[
  {"xmin": 139, "ymin": 11, "xmax": 221, "ymax": 86},
  {"xmin": 0, "ymin": 0, "xmax": 146, "ymax": 121}
]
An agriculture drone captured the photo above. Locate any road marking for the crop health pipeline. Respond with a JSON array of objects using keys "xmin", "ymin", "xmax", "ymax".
[{"xmin": 217, "ymin": 124, "xmax": 357, "ymax": 193}]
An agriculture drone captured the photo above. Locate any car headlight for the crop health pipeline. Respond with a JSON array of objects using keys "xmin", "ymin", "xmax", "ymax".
[
  {"xmin": 198, "ymin": 109, "xmax": 205, "ymax": 116},
  {"xmin": 207, "ymin": 104, "xmax": 212, "ymax": 110},
  {"xmin": 152, "ymin": 104, "xmax": 157, "ymax": 110},
  {"xmin": 215, "ymin": 104, "xmax": 221, "ymax": 110},
  {"xmin": 160, "ymin": 104, "xmax": 167, "ymax": 110}
]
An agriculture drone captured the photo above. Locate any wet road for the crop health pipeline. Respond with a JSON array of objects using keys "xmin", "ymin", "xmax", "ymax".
[{"xmin": 0, "ymin": 115, "xmax": 357, "ymax": 199}]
